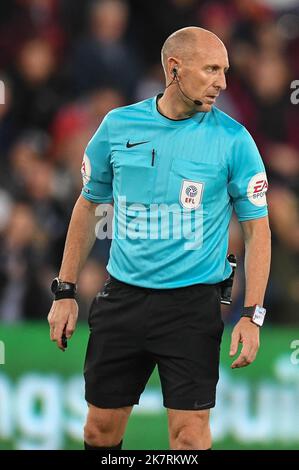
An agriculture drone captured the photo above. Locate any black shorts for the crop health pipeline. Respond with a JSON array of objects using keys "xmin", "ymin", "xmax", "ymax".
[{"xmin": 84, "ymin": 275, "xmax": 224, "ymax": 411}]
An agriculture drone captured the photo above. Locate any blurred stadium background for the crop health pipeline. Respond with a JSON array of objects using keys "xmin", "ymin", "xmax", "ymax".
[{"xmin": 0, "ymin": 0, "xmax": 298, "ymax": 450}]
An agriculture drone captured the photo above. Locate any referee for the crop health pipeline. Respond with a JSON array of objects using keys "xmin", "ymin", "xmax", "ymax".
[{"xmin": 48, "ymin": 27, "xmax": 271, "ymax": 450}]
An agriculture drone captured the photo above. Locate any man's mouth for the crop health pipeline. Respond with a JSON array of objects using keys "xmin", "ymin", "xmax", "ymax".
[{"xmin": 206, "ymin": 95, "xmax": 218, "ymax": 103}]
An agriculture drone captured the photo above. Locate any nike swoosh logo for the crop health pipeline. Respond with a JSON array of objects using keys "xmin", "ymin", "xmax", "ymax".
[
  {"xmin": 126, "ymin": 140, "xmax": 150, "ymax": 148},
  {"xmin": 193, "ymin": 400, "xmax": 214, "ymax": 409}
]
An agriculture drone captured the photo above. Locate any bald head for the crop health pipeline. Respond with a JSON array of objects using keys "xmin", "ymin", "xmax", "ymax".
[
  {"xmin": 159, "ymin": 26, "xmax": 229, "ymax": 113},
  {"xmin": 161, "ymin": 26, "xmax": 226, "ymax": 78}
]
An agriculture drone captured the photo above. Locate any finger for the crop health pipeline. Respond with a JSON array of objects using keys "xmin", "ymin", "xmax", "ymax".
[
  {"xmin": 48, "ymin": 312, "xmax": 55, "ymax": 340},
  {"xmin": 229, "ymin": 331, "xmax": 240, "ymax": 357},
  {"xmin": 241, "ymin": 341, "xmax": 251, "ymax": 357},
  {"xmin": 65, "ymin": 315, "xmax": 76, "ymax": 339},
  {"xmin": 54, "ymin": 324, "xmax": 66, "ymax": 351},
  {"xmin": 231, "ymin": 341, "xmax": 250, "ymax": 367},
  {"xmin": 47, "ymin": 310, "xmax": 52, "ymax": 325},
  {"xmin": 231, "ymin": 354, "xmax": 249, "ymax": 368},
  {"xmin": 247, "ymin": 343, "xmax": 259, "ymax": 364},
  {"xmin": 50, "ymin": 326, "xmax": 56, "ymax": 341},
  {"xmin": 49, "ymin": 318, "xmax": 56, "ymax": 340},
  {"xmin": 247, "ymin": 350, "xmax": 257, "ymax": 365},
  {"xmin": 242, "ymin": 340, "xmax": 259, "ymax": 364},
  {"xmin": 231, "ymin": 343, "xmax": 255, "ymax": 368},
  {"xmin": 56, "ymin": 336, "xmax": 66, "ymax": 352}
]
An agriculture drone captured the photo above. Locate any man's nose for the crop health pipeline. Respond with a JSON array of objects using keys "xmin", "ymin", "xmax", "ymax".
[{"xmin": 214, "ymin": 72, "xmax": 227, "ymax": 91}]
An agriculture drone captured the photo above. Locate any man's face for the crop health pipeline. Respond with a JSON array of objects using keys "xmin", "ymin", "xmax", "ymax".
[{"xmin": 177, "ymin": 43, "xmax": 229, "ymax": 112}]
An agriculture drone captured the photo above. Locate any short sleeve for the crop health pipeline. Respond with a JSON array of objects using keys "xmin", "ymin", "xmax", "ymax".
[
  {"xmin": 228, "ymin": 127, "xmax": 268, "ymax": 221},
  {"xmin": 80, "ymin": 115, "xmax": 113, "ymax": 203}
]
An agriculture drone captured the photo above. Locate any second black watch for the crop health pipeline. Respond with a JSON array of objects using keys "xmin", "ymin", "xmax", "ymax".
[{"xmin": 51, "ymin": 277, "xmax": 77, "ymax": 300}]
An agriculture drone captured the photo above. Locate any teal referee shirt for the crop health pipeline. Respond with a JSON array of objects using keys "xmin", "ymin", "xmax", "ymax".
[{"xmin": 81, "ymin": 95, "xmax": 268, "ymax": 288}]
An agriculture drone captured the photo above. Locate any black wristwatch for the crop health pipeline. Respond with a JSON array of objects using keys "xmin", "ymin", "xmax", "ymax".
[
  {"xmin": 51, "ymin": 277, "xmax": 77, "ymax": 300},
  {"xmin": 241, "ymin": 305, "xmax": 266, "ymax": 326}
]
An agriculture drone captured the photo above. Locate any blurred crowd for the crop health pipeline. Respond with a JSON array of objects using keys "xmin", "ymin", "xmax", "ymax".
[{"xmin": 0, "ymin": 0, "xmax": 298, "ymax": 324}]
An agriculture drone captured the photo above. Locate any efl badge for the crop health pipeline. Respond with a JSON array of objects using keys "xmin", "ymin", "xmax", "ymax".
[
  {"xmin": 81, "ymin": 153, "xmax": 91, "ymax": 186},
  {"xmin": 247, "ymin": 172, "xmax": 268, "ymax": 207},
  {"xmin": 180, "ymin": 180, "xmax": 204, "ymax": 209}
]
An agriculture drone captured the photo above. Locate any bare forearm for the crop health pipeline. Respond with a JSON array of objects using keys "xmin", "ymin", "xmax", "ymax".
[
  {"xmin": 243, "ymin": 222, "xmax": 271, "ymax": 306},
  {"xmin": 59, "ymin": 195, "xmax": 99, "ymax": 283}
]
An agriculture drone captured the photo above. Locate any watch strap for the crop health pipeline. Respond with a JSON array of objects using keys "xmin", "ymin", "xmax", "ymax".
[
  {"xmin": 241, "ymin": 305, "xmax": 266, "ymax": 326},
  {"xmin": 54, "ymin": 289, "xmax": 76, "ymax": 301},
  {"xmin": 56, "ymin": 281, "xmax": 77, "ymax": 293},
  {"xmin": 241, "ymin": 306, "xmax": 256, "ymax": 317},
  {"xmin": 51, "ymin": 277, "xmax": 77, "ymax": 301}
]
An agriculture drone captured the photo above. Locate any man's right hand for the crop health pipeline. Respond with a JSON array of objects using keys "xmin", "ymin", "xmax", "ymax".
[{"xmin": 47, "ymin": 299, "xmax": 79, "ymax": 351}]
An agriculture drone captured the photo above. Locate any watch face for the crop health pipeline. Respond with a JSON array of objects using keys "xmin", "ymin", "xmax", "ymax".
[
  {"xmin": 252, "ymin": 305, "xmax": 266, "ymax": 326},
  {"xmin": 51, "ymin": 278, "xmax": 59, "ymax": 294}
]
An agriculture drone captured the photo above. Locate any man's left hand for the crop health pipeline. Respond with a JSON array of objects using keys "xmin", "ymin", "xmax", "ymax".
[{"xmin": 229, "ymin": 317, "xmax": 260, "ymax": 368}]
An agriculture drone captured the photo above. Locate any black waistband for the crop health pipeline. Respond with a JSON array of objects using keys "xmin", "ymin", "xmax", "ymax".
[{"xmin": 108, "ymin": 275, "xmax": 219, "ymax": 294}]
